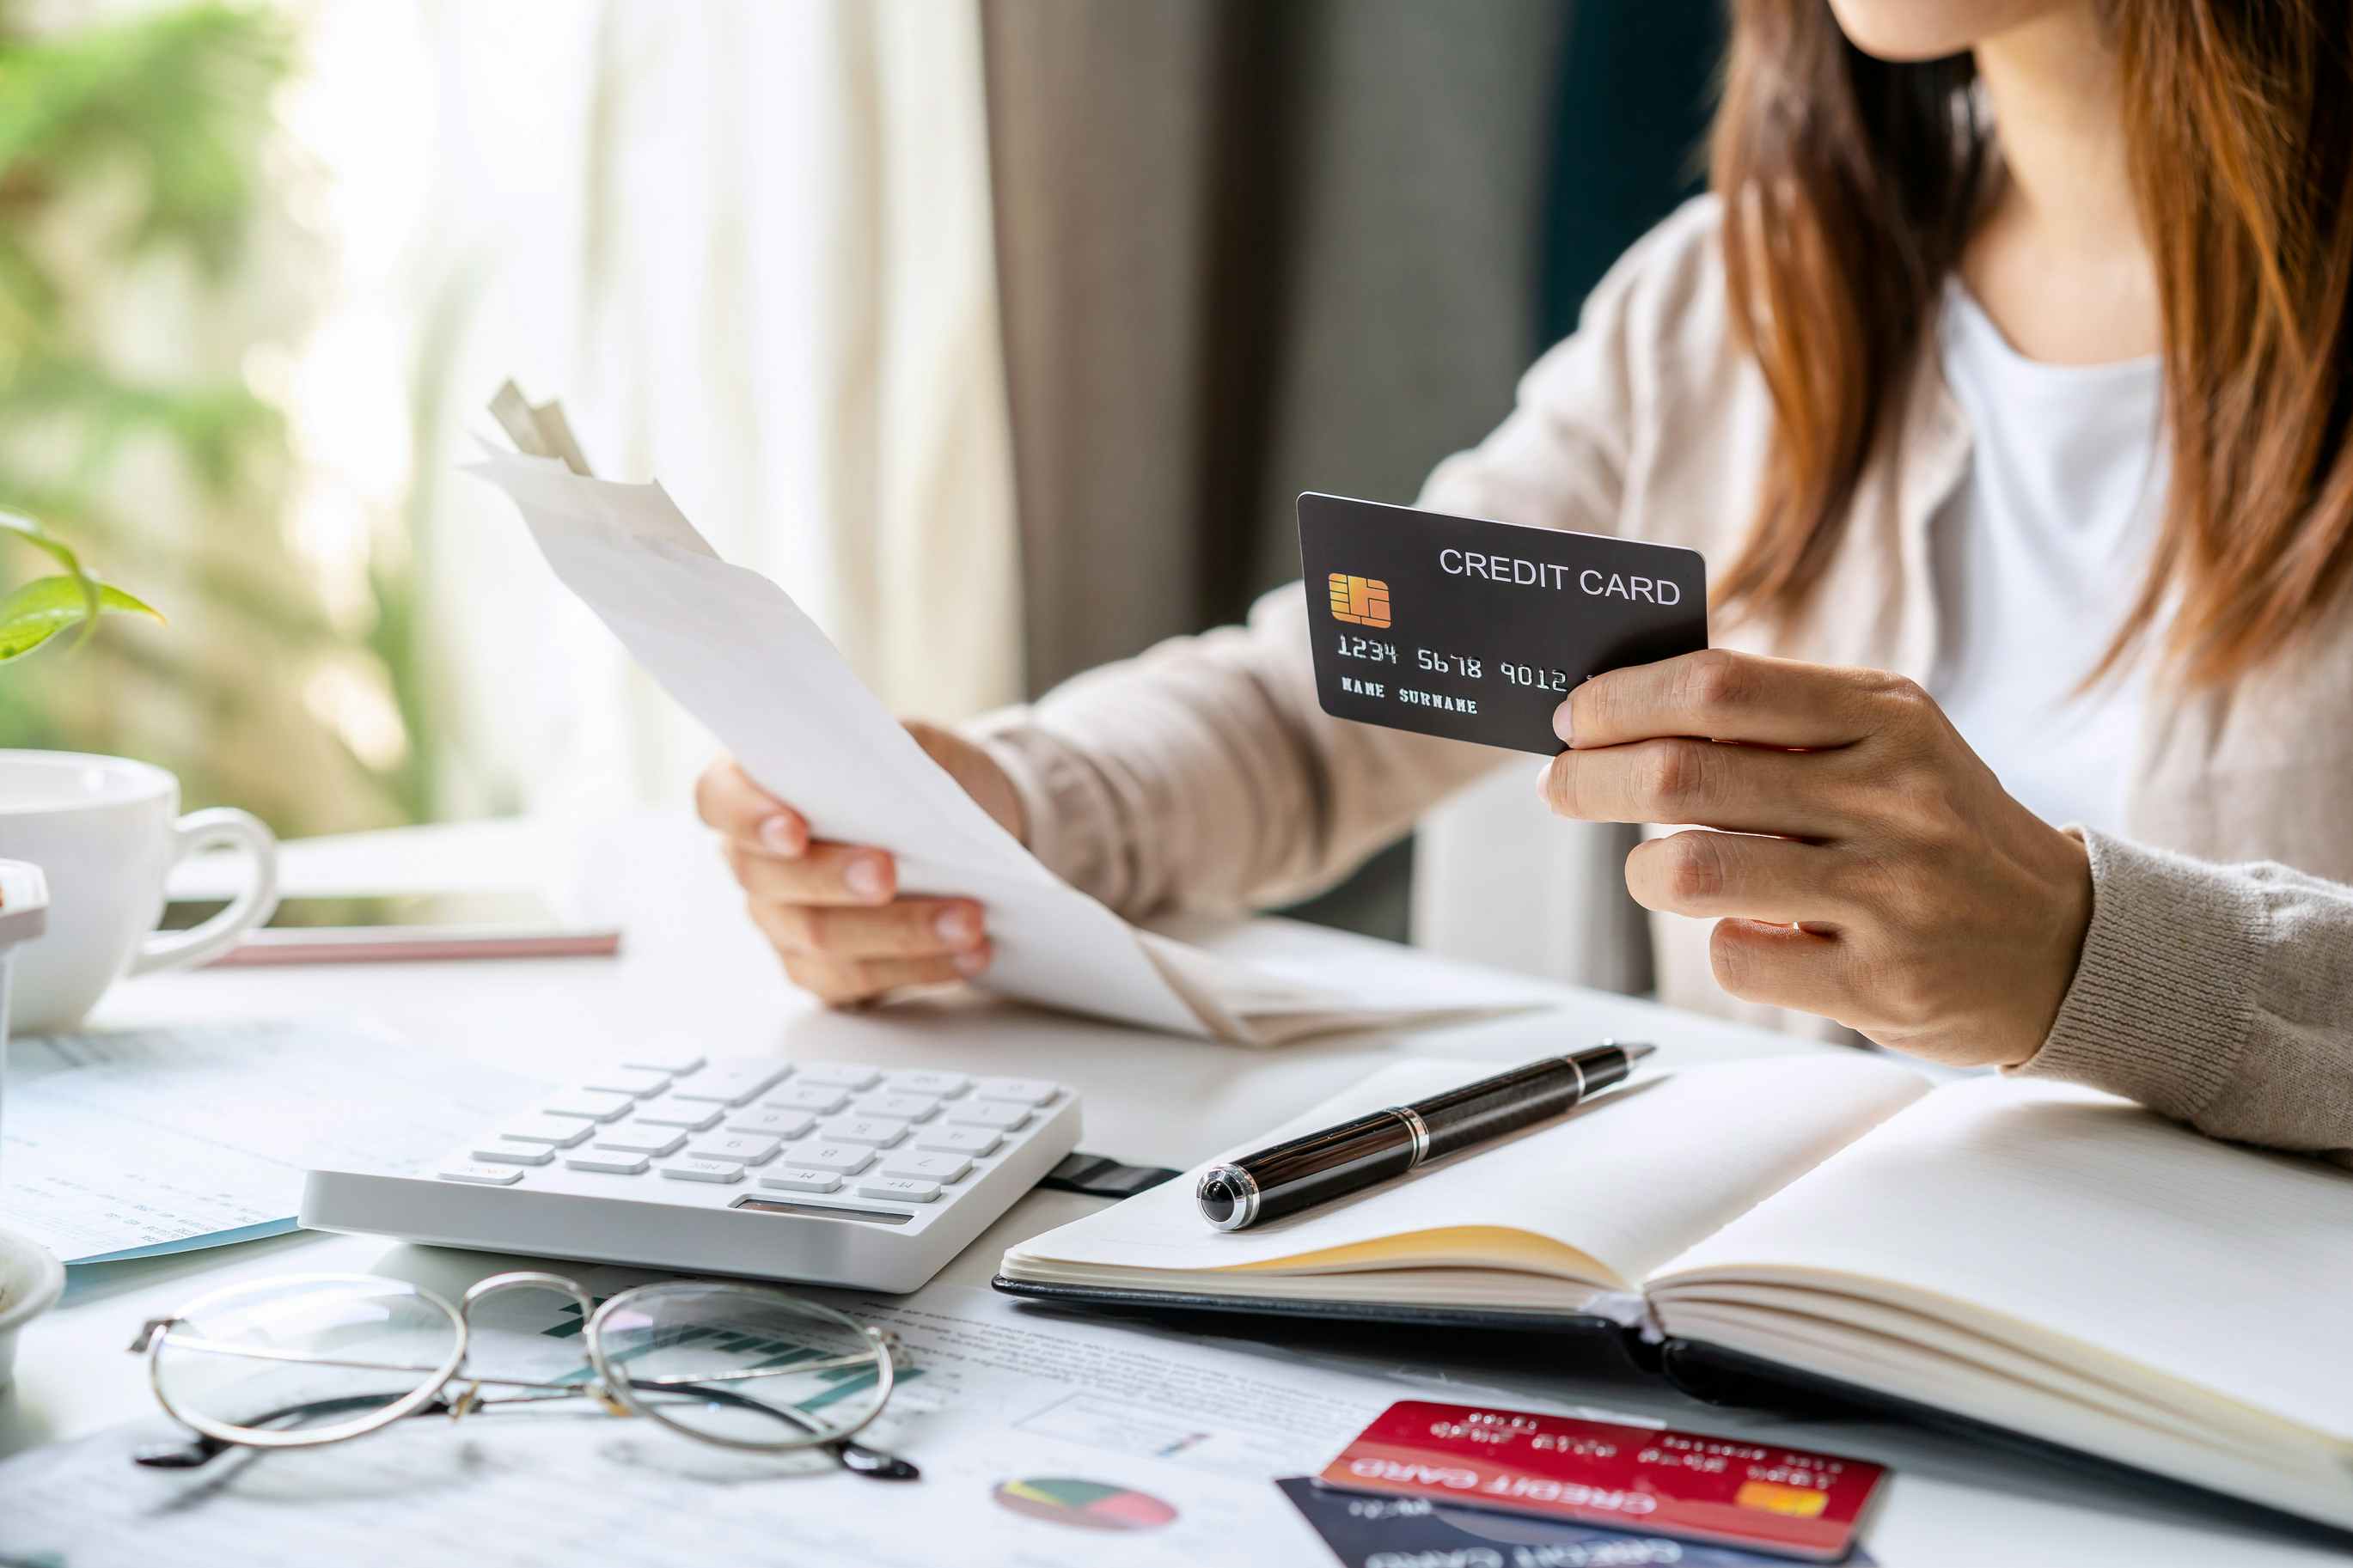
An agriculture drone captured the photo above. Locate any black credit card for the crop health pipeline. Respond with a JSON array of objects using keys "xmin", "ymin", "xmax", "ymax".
[{"xmin": 1297, "ymin": 491, "xmax": 1708, "ymax": 754}]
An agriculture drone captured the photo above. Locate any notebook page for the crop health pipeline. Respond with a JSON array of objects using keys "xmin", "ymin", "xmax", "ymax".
[
  {"xmin": 1001, "ymin": 1053, "xmax": 1929, "ymax": 1290},
  {"xmin": 1649, "ymin": 1076, "xmax": 2353, "ymax": 1440}
]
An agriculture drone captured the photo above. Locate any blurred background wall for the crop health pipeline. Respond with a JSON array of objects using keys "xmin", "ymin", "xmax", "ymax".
[{"xmin": 0, "ymin": 0, "xmax": 1719, "ymax": 973}]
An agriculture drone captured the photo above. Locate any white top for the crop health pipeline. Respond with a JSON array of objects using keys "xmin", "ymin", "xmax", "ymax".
[{"xmin": 1926, "ymin": 283, "xmax": 2166, "ymax": 833}]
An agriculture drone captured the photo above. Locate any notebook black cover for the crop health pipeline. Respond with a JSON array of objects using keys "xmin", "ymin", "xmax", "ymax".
[{"xmin": 990, "ymin": 1275, "xmax": 1653, "ymax": 1376}]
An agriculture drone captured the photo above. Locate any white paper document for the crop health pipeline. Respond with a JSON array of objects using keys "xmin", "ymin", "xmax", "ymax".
[
  {"xmin": 467, "ymin": 407, "xmax": 1521, "ymax": 1046},
  {"xmin": 0, "ymin": 1277, "xmax": 1624, "ymax": 1567},
  {"xmin": 0, "ymin": 1020, "xmax": 542, "ymax": 1265}
]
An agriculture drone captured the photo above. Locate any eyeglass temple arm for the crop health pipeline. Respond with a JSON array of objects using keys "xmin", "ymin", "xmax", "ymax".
[
  {"xmin": 129, "ymin": 1316, "xmax": 178, "ymax": 1353},
  {"xmin": 133, "ymin": 1391, "xmax": 437, "ymax": 1468},
  {"xmin": 131, "ymin": 1380, "xmax": 919, "ymax": 1481}
]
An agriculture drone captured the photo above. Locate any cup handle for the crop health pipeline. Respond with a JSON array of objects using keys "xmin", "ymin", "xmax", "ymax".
[{"xmin": 130, "ymin": 808, "xmax": 281, "ymax": 976}]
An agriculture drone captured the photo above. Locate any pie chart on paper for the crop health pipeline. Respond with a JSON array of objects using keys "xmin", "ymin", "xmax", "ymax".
[{"xmin": 992, "ymin": 1476, "xmax": 1180, "ymax": 1532}]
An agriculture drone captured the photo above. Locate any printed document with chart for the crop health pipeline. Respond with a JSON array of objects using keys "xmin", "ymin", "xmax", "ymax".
[
  {"xmin": 0, "ymin": 1277, "xmax": 1623, "ymax": 1568},
  {"xmin": 1, "ymin": 1021, "xmax": 541, "ymax": 1264},
  {"xmin": 468, "ymin": 388, "xmax": 1527, "ymax": 1046}
]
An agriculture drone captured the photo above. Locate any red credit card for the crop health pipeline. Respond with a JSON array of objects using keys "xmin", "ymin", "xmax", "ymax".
[{"xmin": 1321, "ymin": 1400, "xmax": 1886, "ymax": 1562}]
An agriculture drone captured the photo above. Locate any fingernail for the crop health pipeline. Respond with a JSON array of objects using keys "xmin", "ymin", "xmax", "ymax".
[
  {"xmin": 1552, "ymin": 699, "xmax": 1574, "ymax": 747},
  {"xmin": 933, "ymin": 906, "xmax": 981, "ymax": 947},
  {"xmin": 844, "ymin": 856, "xmax": 890, "ymax": 901},
  {"xmin": 759, "ymin": 814, "xmax": 804, "ymax": 856},
  {"xmin": 953, "ymin": 946, "xmax": 990, "ymax": 977},
  {"xmin": 1535, "ymin": 757, "xmax": 1555, "ymax": 799}
]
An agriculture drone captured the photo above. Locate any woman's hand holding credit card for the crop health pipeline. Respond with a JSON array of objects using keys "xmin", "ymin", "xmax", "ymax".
[{"xmin": 1299, "ymin": 492, "xmax": 2097, "ymax": 1073}]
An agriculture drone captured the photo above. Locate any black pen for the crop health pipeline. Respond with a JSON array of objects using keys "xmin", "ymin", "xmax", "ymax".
[{"xmin": 1195, "ymin": 1042, "xmax": 1655, "ymax": 1231}]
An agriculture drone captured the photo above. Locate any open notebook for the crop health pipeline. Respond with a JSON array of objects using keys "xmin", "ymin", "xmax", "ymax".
[
  {"xmin": 467, "ymin": 385, "xmax": 1526, "ymax": 1046},
  {"xmin": 996, "ymin": 1054, "xmax": 2353, "ymax": 1531}
]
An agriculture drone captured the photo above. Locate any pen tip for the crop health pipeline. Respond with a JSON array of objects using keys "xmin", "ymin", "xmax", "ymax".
[{"xmin": 1619, "ymin": 1041, "xmax": 1657, "ymax": 1063}]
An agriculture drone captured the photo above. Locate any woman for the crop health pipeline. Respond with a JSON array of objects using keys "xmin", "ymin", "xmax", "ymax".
[{"xmin": 697, "ymin": 0, "xmax": 2353, "ymax": 1156}]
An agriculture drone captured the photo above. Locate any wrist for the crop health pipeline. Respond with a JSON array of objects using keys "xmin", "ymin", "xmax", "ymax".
[
  {"xmin": 2005, "ymin": 825, "xmax": 2094, "ymax": 1067},
  {"xmin": 958, "ymin": 716, "xmax": 1125, "ymax": 903},
  {"xmin": 976, "ymin": 753, "xmax": 1028, "ymax": 846},
  {"xmin": 906, "ymin": 719, "xmax": 1028, "ymax": 845}
]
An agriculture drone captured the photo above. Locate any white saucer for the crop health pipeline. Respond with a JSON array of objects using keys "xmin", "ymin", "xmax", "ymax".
[{"xmin": 0, "ymin": 1223, "xmax": 64, "ymax": 1396}]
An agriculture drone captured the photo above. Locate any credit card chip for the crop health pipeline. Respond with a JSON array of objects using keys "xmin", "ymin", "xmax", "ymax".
[
  {"xmin": 1733, "ymin": 1481, "xmax": 1830, "ymax": 1517},
  {"xmin": 1329, "ymin": 573, "xmax": 1391, "ymax": 628}
]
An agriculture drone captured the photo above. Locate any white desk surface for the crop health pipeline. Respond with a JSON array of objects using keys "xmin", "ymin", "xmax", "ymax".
[{"xmin": 3, "ymin": 813, "xmax": 2340, "ymax": 1565}]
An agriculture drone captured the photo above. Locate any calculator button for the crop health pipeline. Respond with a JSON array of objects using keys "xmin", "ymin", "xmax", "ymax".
[
  {"xmin": 971, "ymin": 1077, "xmax": 1060, "ymax": 1107},
  {"xmin": 671, "ymin": 1064, "xmax": 791, "ymax": 1105},
  {"xmin": 579, "ymin": 1067, "xmax": 671, "ymax": 1097},
  {"xmin": 634, "ymin": 1102, "xmax": 724, "ymax": 1130},
  {"xmin": 915, "ymin": 1126, "xmax": 1001, "ymax": 1156},
  {"xmin": 820, "ymin": 1117, "xmax": 907, "ymax": 1149},
  {"xmin": 659, "ymin": 1159, "xmax": 744, "ymax": 1184},
  {"xmin": 791, "ymin": 1062, "xmax": 883, "ymax": 1090},
  {"xmin": 879, "ymin": 1152, "xmax": 969, "ymax": 1183},
  {"xmin": 593, "ymin": 1122, "xmax": 688, "ymax": 1156},
  {"xmin": 790, "ymin": 1143, "xmax": 876, "ymax": 1174},
  {"xmin": 500, "ymin": 1115, "xmax": 593, "ymax": 1147},
  {"xmin": 565, "ymin": 1150, "xmax": 651, "ymax": 1174},
  {"xmin": 886, "ymin": 1071, "xmax": 969, "ymax": 1098},
  {"xmin": 470, "ymin": 1139, "xmax": 553, "ymax": 1166},
  {"xmin": 688, "ymin": 1133, "xmax": 783, "ymax": 1167},
  {"xmin": 945, "ymin": 1101, "xmax": 1030, "ymax": 1131},
  {"xmin": 856, "ymin": 1177, "xmax": 940, "ymax": 1204},
  {"xmin": 854, "ymin": 1094, "xmax": 939, "ymax": 1123},
  {"xmin": 725, "ymin": 1108, "xmax": 814, "ymax": 1140},
  {"xmin": 768, "ymin": 1083, "xmax": 851, "ymax": 1114},
  {"xmin": 542, "ymin": 1090, "xmax": 637, "ymax": 1123},
  {"xmin": 759, "ymin": 1168, "xmax": 844, "ymax": 1194},
  {"xmin": 439, "ymin": 1162, "xmax": 524, "ymax": 1186},
  {"xmin": 620, "ymin": 1046, "xmax": 706, "ymax": 1074}
]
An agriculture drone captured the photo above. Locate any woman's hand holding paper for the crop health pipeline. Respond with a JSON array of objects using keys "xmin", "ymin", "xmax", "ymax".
[
  {"xmin": 1540, "ymin": 650, "xmax": 2094, "ymax": 1069},
  {"xmin": 696, "ymin": 723, "xmax": 1022, "ymax": 1005}
]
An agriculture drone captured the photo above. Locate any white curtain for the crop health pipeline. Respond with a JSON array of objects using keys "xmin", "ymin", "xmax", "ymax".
[{"xmin": 287, "ymin": 0, "xmax": 1021, "ymax": 821}]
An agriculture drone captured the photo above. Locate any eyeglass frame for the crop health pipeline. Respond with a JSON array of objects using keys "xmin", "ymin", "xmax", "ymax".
[{"xmin": 126, "ymin": 1269, "xmax": 915, "ymax": 1478}]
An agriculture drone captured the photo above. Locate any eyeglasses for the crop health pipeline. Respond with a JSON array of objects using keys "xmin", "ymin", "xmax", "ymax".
[{"xmin": 125, "ymin": 1270, "xmax": 918, "ymax": 1480}]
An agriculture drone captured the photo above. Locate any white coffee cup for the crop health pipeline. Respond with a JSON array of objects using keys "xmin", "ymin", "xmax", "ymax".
[{"xmin": 0, "ymin": 751, "xmax": 278, "ymax": 1034}]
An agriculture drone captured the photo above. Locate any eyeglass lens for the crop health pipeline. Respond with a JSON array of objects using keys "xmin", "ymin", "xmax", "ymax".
[
  {"xmin": 152, "ymin": 1277, "xmax": 461, "ymax": 1444},
  {"xmin": 591, "ymin": 1283, "xmax": 891, "ymax": 1449}
]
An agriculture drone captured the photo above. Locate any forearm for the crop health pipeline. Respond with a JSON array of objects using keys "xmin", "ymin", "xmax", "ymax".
[{"xmin": 2010, "ymin": 831, "xmax": 2353, "ymax": 1160}]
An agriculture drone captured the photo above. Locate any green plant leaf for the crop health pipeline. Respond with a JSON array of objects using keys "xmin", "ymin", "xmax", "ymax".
[
  {"xmin": 0, "ymin": 510, "xmax": 100, "ymax": 648},
  {"xmin": 0, "ymin": 510, "xmax": 85, "ymax": 576},
  {"xmin": 0, "ymin": 573, "xmax": 162, "ymax": 663}
]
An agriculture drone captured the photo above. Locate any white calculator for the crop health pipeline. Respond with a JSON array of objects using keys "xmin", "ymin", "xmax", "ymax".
[{"xmin": 301, "ymin": 1052, "xmax": 1081, "ymax": 1293}]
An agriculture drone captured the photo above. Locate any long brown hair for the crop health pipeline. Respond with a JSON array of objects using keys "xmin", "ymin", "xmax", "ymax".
[{"xmin": 1710, "ymin": 1, "xmax": 2353, "ymax": 686}]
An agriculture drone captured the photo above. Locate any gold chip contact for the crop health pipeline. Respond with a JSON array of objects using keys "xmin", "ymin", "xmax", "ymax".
[{"xmin": 1328, "ymin": 573, "xmax": 1391, "ymax": 628}]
